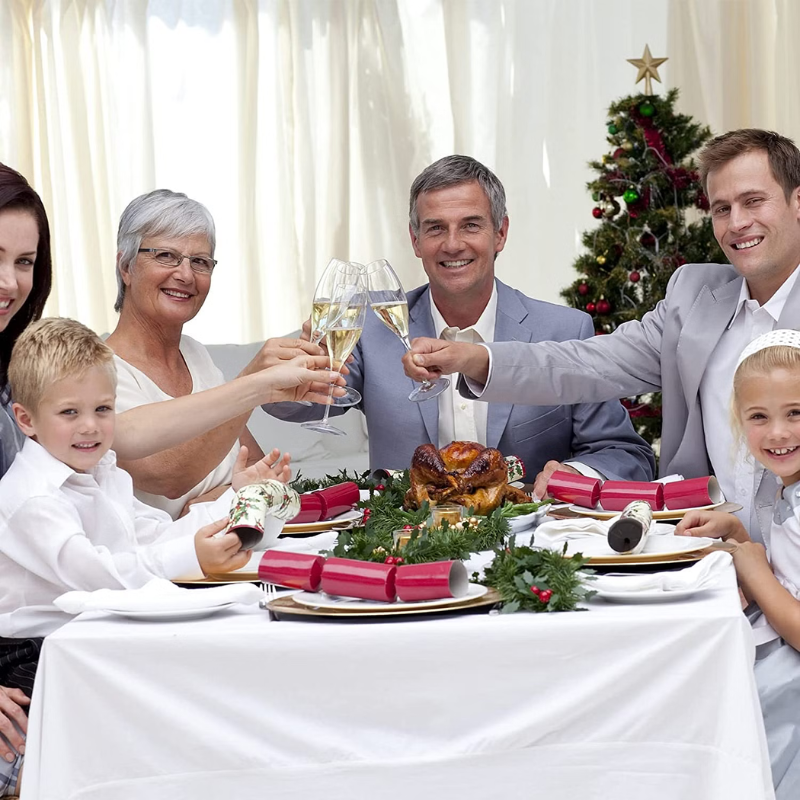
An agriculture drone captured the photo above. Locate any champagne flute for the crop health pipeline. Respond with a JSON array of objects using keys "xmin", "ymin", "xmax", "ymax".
[
  {"xmin": 301, "ymin": 264, "xmax": 367, "ymax": 435},
  {"xmin": 366, "ymin": 259, "xmax": 450, "ymax": 402},
  {"xmin": 309, "ymin": 259, "xmax": 348, "ymax": 346},
  {"xmin": 298, "ymin": 259, "xmax": 361, "ymax": 407}
]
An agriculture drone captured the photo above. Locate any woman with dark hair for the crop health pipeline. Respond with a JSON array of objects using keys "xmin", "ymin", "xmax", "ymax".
[{"xmin": 0, "ymin": 164, "xmax": 52, "ymax": 479}]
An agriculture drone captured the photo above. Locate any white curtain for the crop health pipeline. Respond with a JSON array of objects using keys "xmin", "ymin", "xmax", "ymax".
[{"xmin": 0, "ymin": 1, "xmax": 798, "ymax": 344}]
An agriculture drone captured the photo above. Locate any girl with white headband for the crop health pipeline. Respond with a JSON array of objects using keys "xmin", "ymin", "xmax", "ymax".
[{"xmin": 679, "ymin": 328, "xmax": 800, "ymax": 799}]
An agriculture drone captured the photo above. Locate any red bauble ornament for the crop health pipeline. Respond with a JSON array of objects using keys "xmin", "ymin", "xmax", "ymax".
[
  {"xmin": 613, "ymin": 147, "xmax": 626, "ymax": 160},
  {"xmin": 596, "ymin": 298, "xmax": 611, "ymax": 314},
  {"xmin": 578, "ymin": 282, "xmax": 589, "ymax": 296},
  {"xmin": 592, "ymin": 207, "xmax": 603, "ymax": 219},
  {"xmin": 375, "ymin": 483, "xmax": 385, "ymax": 491},
  {"xmin": 640, "ymin": 232, "xmax": 656, "ymax": 248},
  {"xmin": 585, "ymin": 302, "xmax": 596, "ymax": 314},
  {"xmin": 629, "ymin": 270, "xmax": 641, "ymax": 282}
]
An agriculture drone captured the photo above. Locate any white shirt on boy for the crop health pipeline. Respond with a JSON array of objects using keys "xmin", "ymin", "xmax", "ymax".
[{"xmin": 0, "ymin": 438, "xmax": 234, "ymax": 637}]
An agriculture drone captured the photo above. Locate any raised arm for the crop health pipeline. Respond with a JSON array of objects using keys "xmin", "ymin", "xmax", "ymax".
[{"xmin": 113, "ymin": 355, "xmax": 345, "ymax": 461}]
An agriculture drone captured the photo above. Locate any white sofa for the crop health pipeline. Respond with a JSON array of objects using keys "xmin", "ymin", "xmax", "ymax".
[{"xmin": 205, "ymin": 341, "xmax": 370, "ymax": 479}]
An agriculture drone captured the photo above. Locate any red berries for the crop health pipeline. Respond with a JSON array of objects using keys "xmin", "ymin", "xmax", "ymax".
[
  {"xmin": 529, "ymin": 585, "xmax": 552, "ymax": 604},
  {"xmin": 375, "ymin": 484, "xmax": 385, "ymax": 491},
  {"xmin": 384, "ymin": 556, "xmax": 404, "ymax": 565}
]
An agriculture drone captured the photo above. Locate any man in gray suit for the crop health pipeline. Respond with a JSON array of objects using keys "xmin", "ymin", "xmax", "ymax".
[
  {"xmin": 404, "ymin": 129, "xmax": 800, "ymax": 540},
  {"xmin": 264, "ymin": 156, "xmax": 654, "ymax": 493}
]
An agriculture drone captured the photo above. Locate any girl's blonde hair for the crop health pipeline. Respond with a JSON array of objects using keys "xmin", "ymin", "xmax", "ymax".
[{"xmin": 730, "ymin": 344, "xmax": 800, "ymax": 444}]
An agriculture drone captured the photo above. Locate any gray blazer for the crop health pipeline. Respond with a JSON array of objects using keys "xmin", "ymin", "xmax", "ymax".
[
  {"xmin": 265, "ymin": 279, "xmax": 655, "ymax": 481},
  {"xmin": 470, "ymin": 264, "xmax": 800, "ymax": 540}
]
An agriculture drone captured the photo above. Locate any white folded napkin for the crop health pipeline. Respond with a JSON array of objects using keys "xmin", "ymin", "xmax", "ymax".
[
  {"xmin": 590, "ymin": 550, "xmax": 732, "ymax": 594},
  {"xmin": 654, "ymin": 474, "xmax": 685, "ymax": 484},
  {"xmin": 535, "ymin": 517, "xmax": 675, "ymax": 546},
  {"xmin": 54, "ymin": 578, "xmax": 262, "ymax": 614}
]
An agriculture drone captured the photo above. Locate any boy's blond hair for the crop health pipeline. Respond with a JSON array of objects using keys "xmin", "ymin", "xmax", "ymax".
[
  {"xmin": 9, "ymin": 318, "xmax": 116, "ymax": 411},
  {"xmin": 730, "ymin": 344, "xmax": 800, "ymax": 444}
]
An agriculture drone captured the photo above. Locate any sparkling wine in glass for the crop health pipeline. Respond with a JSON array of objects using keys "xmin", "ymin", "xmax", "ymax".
[
  {"xmin": 366, "ymin": 259, "xmax": 450, "ymax": 402},
  {"xmin": 301, "ymin": 264, "xmax": 367, "ymax": 435},
  {"xmin": 299, "ymin": 259, "xmax": 361, "ymax": 407}
]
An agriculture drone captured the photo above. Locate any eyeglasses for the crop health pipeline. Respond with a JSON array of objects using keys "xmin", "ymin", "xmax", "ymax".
[{"xmin": 137, "ymin": 248, "xmax": 217, "ymax": 274}]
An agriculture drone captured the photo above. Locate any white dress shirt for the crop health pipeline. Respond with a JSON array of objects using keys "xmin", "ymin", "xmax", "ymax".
[
  {"xmin": 700, "ymin": 266, "xmax": 799, "ymax": 528},
  {"xmin": 430, "ymin": 282, "xmax": 601, "ymax": 479},
  {"xmin": 0, "ymin": 438, "xmax": 234, "ymax": 637},
  {"xmin": 430, "ymin": 287, "xmax": 497, "ymax": 449}
]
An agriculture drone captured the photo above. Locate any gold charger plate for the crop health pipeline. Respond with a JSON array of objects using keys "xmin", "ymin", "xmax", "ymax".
[
  {"xmin": 280, "ymin": 509, "xmax": 362, "ymax": 535},
  {"xmin": 580, "ymin": 549, "xmax": 707, "ymax": 566},
  {"xmin": 267, "ymin": 587, "xmax": 501, "ymax": 619},
  {"xmin": 177, "ymin": 573, "xmax": 260, "ymax": 585},
  {"xmin": 577, "ymin": 541, "xmax": 734, "ymax": 568}
]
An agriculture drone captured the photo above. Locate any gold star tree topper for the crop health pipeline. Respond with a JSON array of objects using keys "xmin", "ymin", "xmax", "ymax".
[{"xmin": 627, "ymin": 44, "xmax": 668, "ymax": 95}]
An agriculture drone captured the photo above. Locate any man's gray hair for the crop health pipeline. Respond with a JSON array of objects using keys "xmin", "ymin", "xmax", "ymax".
[
  {"xmin": 409, "ymin": 155, "xmax": 507, "ymax": 235},
  {"xmin": 114, "ymin": 189, "xmax": 216, "ymax": 311}
]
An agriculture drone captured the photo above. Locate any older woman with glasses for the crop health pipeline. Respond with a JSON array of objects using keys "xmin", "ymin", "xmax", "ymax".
[{"xmin": 106, "ymin": 189, "xmax": 279, "ymax": 518}]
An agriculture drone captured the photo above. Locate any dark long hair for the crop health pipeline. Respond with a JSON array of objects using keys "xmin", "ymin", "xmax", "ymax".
[{"xmin": 0, "ymin": 164, "xmax": 52, "ymax": 392}]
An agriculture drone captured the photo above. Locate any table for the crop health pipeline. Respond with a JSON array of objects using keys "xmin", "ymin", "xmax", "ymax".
[{"xmin": 21, "ymin": 566, "xmax": 774, "ymax": 800}]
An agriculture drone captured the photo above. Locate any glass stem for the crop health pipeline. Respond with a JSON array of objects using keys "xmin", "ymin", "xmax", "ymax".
[{"xmin": 320, "ymin": 344, "xmax": 336, "ymax": 423}]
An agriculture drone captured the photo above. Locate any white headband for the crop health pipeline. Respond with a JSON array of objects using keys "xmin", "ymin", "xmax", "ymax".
[{"xmin": 736, "ymin": 328, "xmax": 800, "ymax": 368}]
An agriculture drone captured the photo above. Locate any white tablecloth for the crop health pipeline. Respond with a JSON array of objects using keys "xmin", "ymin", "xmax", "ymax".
[{"xmin": 21, "ymin": 566, "xmax": 774, "ymax": 800}]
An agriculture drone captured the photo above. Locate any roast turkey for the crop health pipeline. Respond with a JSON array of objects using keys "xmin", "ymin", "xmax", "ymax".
[{"xmin": 404, "ymin": 441, "xmax": 529, "ymax": 515}]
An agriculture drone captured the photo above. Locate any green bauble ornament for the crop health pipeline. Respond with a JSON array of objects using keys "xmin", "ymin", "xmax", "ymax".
[
  {"xmin": 607, "ymin": 124, "xmax": 618, "ymax": 135},
  {"xmin": 592, "ymin": 191, "xmax": 600, "ymax": 202},
  {"xmin": 623, "ymin": 188, "xmax": 640, "ymax": 204},
  {"xmin": 639, "ymin": 101, "xmax": 655, "ymax": 117}
]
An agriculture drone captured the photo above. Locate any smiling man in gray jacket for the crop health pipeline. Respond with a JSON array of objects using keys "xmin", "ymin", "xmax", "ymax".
[{"xmin": 264, "ymin": 155, "xmax": 655, "ymax": 494}]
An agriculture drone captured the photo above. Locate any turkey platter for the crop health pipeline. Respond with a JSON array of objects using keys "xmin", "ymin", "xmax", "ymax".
[{"xmin": 404, "ymin": 441, "xmax": 529, "ymax": 516}]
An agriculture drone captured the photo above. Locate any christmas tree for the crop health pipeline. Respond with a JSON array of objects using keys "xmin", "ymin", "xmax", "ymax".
[{"xmin": 561, "ymin": 47, "xmax": 723, "ymax": 447}]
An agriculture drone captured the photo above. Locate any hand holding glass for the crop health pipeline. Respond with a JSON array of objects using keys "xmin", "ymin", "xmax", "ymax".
[{"xmin": 366, "ymin": 259, "xmax": 449, "ymax": 402}]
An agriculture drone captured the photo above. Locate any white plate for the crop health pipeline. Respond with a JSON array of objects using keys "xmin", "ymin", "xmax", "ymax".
[
  {"xmin": 568, "ymin": 500, "xmax": 725, "ymax": 521},
  {"xmin": 595, "ymin": 587, "xmax": 702, "ymax": 603},
  {"xmin": 506, "ymin": 503, "xmax": 569, "ymax": 532},
  {"xmin": 292, "ymin": 583, "xmax": 488, "ymax": 611},
  {"xmin": 280, "ymin": 508, "xmax": 362, "ymax": 535},
  {"xmin": 104, "ymin": 603, "xmax": 238, "ymax": 622},
  {"xmin": 507, "ymin": 508, "xmax": 548, "ymax": 533}
]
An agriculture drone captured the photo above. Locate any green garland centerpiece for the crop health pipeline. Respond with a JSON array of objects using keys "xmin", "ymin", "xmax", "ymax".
[
  {"xmin": 289, "ymin": 469, "xmax": 593, "ymax": 613},
  {"xmin": 484, "ymin": 541, "xmax": 595, "ymax": 613}
]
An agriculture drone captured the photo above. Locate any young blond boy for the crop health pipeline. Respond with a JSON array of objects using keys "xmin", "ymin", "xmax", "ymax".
[{"xmin": 0, "ymin": 318, "xmax": 289, "ymax": 639}]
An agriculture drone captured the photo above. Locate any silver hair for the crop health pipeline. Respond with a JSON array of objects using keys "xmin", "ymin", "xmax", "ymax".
[
  {"xmin": 114, "ymin": 189, "xmax": 216, "ymax": 311},
  {"xmin": 409, "ymin": 155, "xmax": 507, "ymax": 235}
]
